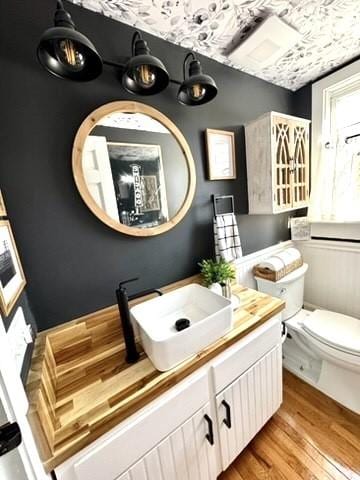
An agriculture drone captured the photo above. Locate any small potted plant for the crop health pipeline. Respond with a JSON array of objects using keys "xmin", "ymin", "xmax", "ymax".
[{"xmin": 198, "ymin": 258, "xmax": 236, "ymax": 298}]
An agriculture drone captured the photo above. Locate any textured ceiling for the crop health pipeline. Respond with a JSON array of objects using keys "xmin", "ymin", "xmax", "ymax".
[{"xmin": 70, "ymin": 0, "xmax": 360, "ymax": 91}]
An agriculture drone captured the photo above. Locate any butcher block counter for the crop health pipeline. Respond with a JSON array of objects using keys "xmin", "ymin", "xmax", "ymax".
[{"xmin": 26, "ymin": 275, "xmax": 284, "ymax": 472}]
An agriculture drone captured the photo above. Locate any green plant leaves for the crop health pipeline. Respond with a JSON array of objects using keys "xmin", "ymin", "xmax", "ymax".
[{"xmin": 198, "ymin": 258, "xmax": 235, "ymax": 287}]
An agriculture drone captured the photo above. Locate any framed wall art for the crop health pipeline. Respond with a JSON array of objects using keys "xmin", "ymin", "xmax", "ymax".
[
  {"xmin": 0, "ymin": 221, "xmax": 26, "ymax": 316},
  {"xmin": 205, "ymin": 129, "xmax": 236, "ymax": 180},
  {"xmin": 0, "ymin": 190, "xmax": 7, "ymax": 217}
]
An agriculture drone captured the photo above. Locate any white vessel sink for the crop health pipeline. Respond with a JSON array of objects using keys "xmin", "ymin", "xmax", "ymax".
[{"xmin": 131, "ymin": 283, "xmax": 233, "ymax": 371}]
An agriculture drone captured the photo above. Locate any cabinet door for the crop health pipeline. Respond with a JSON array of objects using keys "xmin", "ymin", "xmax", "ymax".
[
  {"xmin": 272, "ymin": 116, "xmax": 293, "ymax": 212},
  {"xmin": 291, "ymin": 121, "xmax": 310, "ymax": 208},
  {"xmin": 117, "ymin": 402, "xmax": 217, "ymax": 480},
  {"xmin": 216, "ymin": 344, "xmax": 282, "ymax": 471}
]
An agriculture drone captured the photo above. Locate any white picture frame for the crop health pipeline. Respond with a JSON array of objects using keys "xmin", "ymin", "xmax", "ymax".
[
  {"xmin": 205, "ymin": 129, "xmax": 236, "ymax": 180},
  {"xmin": 0, "ymin": 190, "xmax": 7, "ymax": 217}
]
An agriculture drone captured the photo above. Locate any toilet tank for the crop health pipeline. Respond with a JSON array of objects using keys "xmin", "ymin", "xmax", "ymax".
[{"xmin": 255, "ymin": 263, "xmax": 308, "ymax": 320}]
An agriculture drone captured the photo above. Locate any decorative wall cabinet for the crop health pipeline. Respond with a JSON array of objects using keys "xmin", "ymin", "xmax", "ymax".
[
  {"xmin": 245, "ymin": 112, "xmax": 310, "ymax": 214},
  {"xmin": 55, "ymin": 316, "xmax": 282, "ymax": 480}
]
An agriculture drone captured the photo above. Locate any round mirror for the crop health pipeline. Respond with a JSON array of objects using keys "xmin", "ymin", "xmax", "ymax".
[{"xmin": 73, "ymin": 101, "xmax": 196, "ymax": 236}]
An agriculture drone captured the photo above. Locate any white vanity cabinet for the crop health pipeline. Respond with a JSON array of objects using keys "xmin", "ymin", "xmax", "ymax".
[
  {"xmin": 55, "ymin": 370, "xmax": 216, "ymax": 480},
  {"xmin": 245, "ymin": 111, "xmax": 310, "ymax": 214},
  {"xmin": 54, "ymin": 315, "xmax": 282, "ymax": 480},
  {"xmin": 211, "ymin": 315, "xmax": 282, "ymax": 470},
  {"xmin": 215, "ymin": 344, "xmax": 282, "ymax": 470},
  {"xmin": 116, "ymin": 403, "xmax": 217, "ymax": 480}
]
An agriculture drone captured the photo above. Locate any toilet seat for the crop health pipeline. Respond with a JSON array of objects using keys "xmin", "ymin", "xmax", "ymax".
[{"xmin": 302, "ymin": 309, "xmax": 360, "ymax": 357}]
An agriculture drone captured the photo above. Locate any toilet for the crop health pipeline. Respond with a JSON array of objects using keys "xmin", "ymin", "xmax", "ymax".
[{"xmin": 255, "ymin": 263, "xmax": 360, "ymax": 414}]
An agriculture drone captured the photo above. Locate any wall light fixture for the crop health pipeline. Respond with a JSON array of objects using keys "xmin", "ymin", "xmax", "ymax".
[{"xmin": 37, "ymin": 1, "xmax": 217, "ymax": 106}]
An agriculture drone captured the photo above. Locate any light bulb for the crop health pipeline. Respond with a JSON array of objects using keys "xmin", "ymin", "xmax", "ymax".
[
  {"xmin": 188, "ymin": 83, "xmax": 206, "ymax": 101},
  {"xmin": 55, "ymin": 39, "xmax": 85, "ymax": 71},
  {"xmin": 133, "ymin": 64, "xmax": 156, "ymax": 89}
]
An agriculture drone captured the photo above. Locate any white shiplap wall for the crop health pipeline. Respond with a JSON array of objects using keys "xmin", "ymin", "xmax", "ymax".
[
  {"xmin": 296, "ymin": 240, "xmax": 360, "ymax": 320},
  {"xmin": 236, "ymin": 239, "xmax": 360, "ymax": 321}
]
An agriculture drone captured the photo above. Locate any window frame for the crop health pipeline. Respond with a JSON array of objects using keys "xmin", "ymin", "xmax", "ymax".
[{"xmin": 311, "ymin": 59, "xmax": 360, "ymax": 240}]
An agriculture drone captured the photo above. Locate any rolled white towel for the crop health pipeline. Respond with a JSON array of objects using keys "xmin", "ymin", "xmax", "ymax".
[
  {"xmin": 258, "ymin": 247, "xmax": 301, "ymax": 271},
  {"xmin": 276, "ymin": 250, "xmax": 293, "ymax": 266},
  {"xmin": 284, "ymin": 247, "xmax": 302, "ymax": 262},
  {"xmin": 257, "ymin": 256, "xmax": 285, "ymax": 272}
]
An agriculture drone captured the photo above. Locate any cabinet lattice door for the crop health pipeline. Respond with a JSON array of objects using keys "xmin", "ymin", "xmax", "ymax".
[
  {"xmin": 245, "ymin": 112, "xmax": 310, "ymax": 214},
  {"xmin": 116, "ymin": 403, "xmax": 217, "ymax": 480},
  {"xmin": 292, "ymin": 122, "xmax": 309, "ymax": 208},
  {"xmin": 273, "ymin": 116, "xmax": 292, "ymax": 210}
]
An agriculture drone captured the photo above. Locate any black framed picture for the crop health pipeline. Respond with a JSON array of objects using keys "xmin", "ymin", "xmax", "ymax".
[{"xmin": 107, "ymin": 142, "xmax": 169, "ymax": 228}]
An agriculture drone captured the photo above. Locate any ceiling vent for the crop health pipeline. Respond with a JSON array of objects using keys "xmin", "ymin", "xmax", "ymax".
[{"xmin": 228, "ymin": 15, "xmax": 301, "ymax": 69}]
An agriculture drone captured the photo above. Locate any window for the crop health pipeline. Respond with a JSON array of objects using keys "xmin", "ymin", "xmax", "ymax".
[{"xmin": 310, "ymin": 60, "xmax": 360, "ymax": 240}]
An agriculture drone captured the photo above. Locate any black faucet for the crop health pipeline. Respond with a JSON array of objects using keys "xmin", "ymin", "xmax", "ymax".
[{"xmin": 116, "ymin": 278, "xmax": 163, "ymax": 364}]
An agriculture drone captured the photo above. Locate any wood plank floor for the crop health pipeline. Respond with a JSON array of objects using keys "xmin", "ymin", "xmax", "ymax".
[{"xmin": 220, "ymin": 370, "xmax": 360, "ymax": 480}]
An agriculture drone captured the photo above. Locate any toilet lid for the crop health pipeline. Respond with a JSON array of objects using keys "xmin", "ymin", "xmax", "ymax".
[{"xmin": 302, "ymin": 310, "xmax": 360, "ymax": 356}]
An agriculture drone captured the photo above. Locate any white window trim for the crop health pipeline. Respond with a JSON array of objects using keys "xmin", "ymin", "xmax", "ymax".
[{"xmin": 311, "ymin": 59, "xmax": 360, "ymax": 240}]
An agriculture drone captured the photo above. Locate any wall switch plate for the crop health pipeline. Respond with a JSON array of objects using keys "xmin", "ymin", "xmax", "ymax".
[{"xmin": 6, "ymin": 307, "xmax": 33, "ymax": 374}]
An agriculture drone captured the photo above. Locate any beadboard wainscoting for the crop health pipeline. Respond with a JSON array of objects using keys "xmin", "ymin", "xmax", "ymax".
[
  {"xmin": 234, "ymin": 240, "xmax": 294, "ymax": 289},
  {"xmin": 296, "ymin": 240, "xmax": 360, "ymax": 319}
]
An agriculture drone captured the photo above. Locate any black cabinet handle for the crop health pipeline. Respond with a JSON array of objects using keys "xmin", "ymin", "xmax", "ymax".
[
  {"xmin": 222, "ymin": 400, "xmax": 232, "ymax": 429},
  {"xmin": 0, "ymin": 422, "xmax": 21, "ymax": 457},
  {"xmin": 204, "ymin": 414, "xmax": 214, "ymax": 446}
]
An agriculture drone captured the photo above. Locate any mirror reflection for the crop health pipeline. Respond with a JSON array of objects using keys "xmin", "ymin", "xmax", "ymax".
[{"xmin": 82, "ymin": 111, "xmax": 189, "ymax": 229}]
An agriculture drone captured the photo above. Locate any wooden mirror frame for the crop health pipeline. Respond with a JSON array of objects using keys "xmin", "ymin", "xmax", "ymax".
[{"xmin": 72, "ymin": 101, "xmax": 196, "ymax": 237}]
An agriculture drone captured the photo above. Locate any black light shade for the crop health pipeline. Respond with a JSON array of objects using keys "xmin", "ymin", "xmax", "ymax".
[
  {"xmin": 37, "ymin": 1, "xmax": 102, "ymax": 81},
  {"xmin": 122, "ymin": 32, "xmax": 169, "ymax": 95},
  {"xmin": 178, "ymin": 53, "xmax": 217, "ymax": 106}
]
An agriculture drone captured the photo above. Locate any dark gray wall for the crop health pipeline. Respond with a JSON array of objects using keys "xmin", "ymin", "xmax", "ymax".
[
  {"xmin": 293, "ymin": 84, "xmax": 312, "ymax": 193},
  {"xmin": 0, "ymin": 0, "xmax": 309, "ymax": 330},
  {"xmin": 293, "ymin": 84, "xmax": 312, "ymax": 120}
]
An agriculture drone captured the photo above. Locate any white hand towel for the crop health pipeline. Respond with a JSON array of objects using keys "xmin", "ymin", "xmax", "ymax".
[
  {"xmin": 258, "ymin": 247, "xmax": 302, "ymax": 271},
  {"xmin": 275, "ymin": 250, "xmax": 293, "ymax": 266},
  {"xmin": 285, "ymin": 247, "xmax": 302, "ymax": 262},
  {"xmin": 257, "ymin": 256, "xmax": 285, "ymax": 272},
  {"xmin": 275, "ymin": 248, "xmax": 301, "ymax": 267},
  {"xmin": 214, "ymin": 214, "xmax": 242, "ymax": 262}
]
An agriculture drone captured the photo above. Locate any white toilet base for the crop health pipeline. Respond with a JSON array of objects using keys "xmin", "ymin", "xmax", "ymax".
[
  {"xmin": 283, "ymin": 335, "xmax": 321, "ymax": 387},
  {"xmin": 255, "ymin": 264, "xmax": 360, "ymax": 415},
  {"xmin": 283, "ymin": 313, "xmax": 360, "ymax": 415},
  {"xmin": 318, "ymin": 361, "xmax": 360, "ymax": 414},
  {"xmin": 284, "ymin": 358, "xmax": 360, "ymax": 415}
]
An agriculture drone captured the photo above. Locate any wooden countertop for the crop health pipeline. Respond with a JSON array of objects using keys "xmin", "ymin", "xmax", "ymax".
[{"xmin": 26, "ymin": 275, "xmax": 284, "ymax": 472}]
